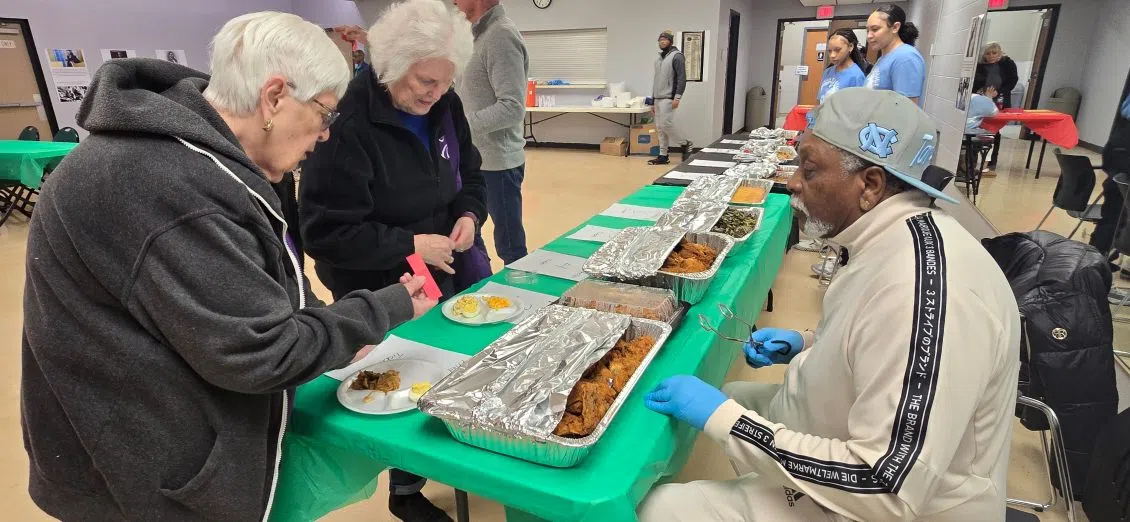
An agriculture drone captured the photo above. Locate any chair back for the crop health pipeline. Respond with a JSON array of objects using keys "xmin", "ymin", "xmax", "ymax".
[
  {"xmin": 1051, "ymin": 150, "xmax": 1097, "ymax": 212},
  {"xmin": 53, "ymin": 127, "xmax": 80, "ymax": 143},
  {"xmin": 17, "ymin": 126, "xmax": 40, "ymax": 141},
  {"xmin": 1082, "ymin": 407, "xmax": 1130, "ymax": 521}
]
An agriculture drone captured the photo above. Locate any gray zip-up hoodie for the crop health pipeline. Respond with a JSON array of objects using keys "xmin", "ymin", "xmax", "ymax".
[
  {"xmin": 21, "ymin": 58, "xmax": 414, "ymax": 521},
  {"xmin": 652, "ymin": 46, "xmax": 687, "ymax": 100},
  {"xmin": 457, "ymin": 4, "xmax": 529, "ymax": 171}
]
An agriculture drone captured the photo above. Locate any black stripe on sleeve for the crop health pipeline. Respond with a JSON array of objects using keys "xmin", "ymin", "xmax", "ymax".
[{"xmin": 726, "ymin": 212, "xmax": 948, "ymax": 496}]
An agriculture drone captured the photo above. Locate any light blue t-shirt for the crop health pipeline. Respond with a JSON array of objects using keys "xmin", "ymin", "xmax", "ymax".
[
  {"xmin": 865, "ymin": 44, "xmax": 926, "ymax": 101},
  {"xmin": 965, "ymin": 94, "xmax": 999, "ymax": 134},
  {"xmin": 818, "ymin": 63, "xmax": 867, "ymax": 102}
]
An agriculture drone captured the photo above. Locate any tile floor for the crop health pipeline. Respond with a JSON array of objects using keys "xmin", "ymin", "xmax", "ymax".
[{"xmin": 0, "ymin": 135, "xmax": 1123, "ymax": 521}]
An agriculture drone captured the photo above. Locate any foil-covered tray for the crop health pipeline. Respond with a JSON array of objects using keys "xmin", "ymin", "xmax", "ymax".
[
  {"xmin": 676, "ymin": 175, "xmax": 742, "ymax": 204},
  {"xmin": 710, "ymin": 206, "xmax": 763, "ymax": 243},
  {"xmin": 749, "ymin": 127, "xmax": 784, "ymax": 139},
  {"xmin": 724, "ymin": 162, "xmax": 776, "ymax": 179},
  {"xmin": 418, "ymin": 306, "xmax": 673, "ymax": 467},
  {"xmin": 586, "ymin": 228, "xmax": 735, "ymax": 304},
  {"xmin": 654, "ymin": 198, "xmax": 728, "ymax": 232},
  {"xmin": 581, "ymin": 226, "xmax": 686, "ymax": 280}
]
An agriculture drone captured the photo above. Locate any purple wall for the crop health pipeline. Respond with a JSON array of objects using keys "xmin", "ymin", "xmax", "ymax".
[
  {"xmin": 3, "ymin": 0, "xmax": 294, "ymax": 134},
  {"xmin": 291, "ymin": 0, "xmax": 366, "ymax": 28}
]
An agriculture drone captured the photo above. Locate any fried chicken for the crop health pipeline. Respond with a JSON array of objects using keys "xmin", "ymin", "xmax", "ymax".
[
  {"xmin": 661, "ymin": 240, "xmax": 718, "ymax": 274},
  {"xmin": 350, "ymin": 369, "xmax": 400, "ymax": 392},
  {"xmin": 553, "ymin": 335, "xmax": 658, "ymax": 438}
]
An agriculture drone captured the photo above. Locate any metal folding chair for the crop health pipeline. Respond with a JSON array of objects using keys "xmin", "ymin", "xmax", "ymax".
[
  {"xmin": 1034, "ymin": 150, "xmax": 1103, "ymax": 239},
  {"xmin": 1007, "ymin": 317, "xmax": 1077, "ymax": 521}
]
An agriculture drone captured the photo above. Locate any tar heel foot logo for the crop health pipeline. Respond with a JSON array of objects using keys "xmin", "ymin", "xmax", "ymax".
[
  {"xmin": 783, "ymin": 487, "xmax": 807, "ymax": 507},
  {"xmin": 438, "ymin": 135, "xmax": 451, "ymax": 161},
  {"xmin": 859, "ymin": 123, "xmax": 898, "ymax": 159},
  {"xmin": 910, "ymin": 133, "xmax": 936, "ymax": 167}
]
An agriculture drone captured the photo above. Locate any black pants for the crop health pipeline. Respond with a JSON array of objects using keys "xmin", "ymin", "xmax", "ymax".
[
  {"xmin": 390, "ymin": 469, "xmax": 427, "ymax": 495},
  {"xmin": 1090, "ymin": 174, "xmax": 1124, "ymax": 255}
]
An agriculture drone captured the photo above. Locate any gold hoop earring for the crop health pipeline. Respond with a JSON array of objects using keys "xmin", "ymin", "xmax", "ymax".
[
  {"xmin": 262, "ymin": 119, "xmax": 274, "ymax": 132},
  {"xmin": 860, "ymin": 199, "xmax": 872, "ymax": 211}
]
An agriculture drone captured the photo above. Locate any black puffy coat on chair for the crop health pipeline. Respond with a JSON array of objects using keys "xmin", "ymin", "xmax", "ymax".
[{"xmin": 982, "ymin": 230, "xmax": 1118, "ymax": 500}]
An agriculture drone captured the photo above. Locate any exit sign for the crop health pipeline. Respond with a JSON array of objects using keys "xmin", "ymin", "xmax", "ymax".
[
  {"xmin": 988, "ymin": 0, "xmax": 1009, "ymax": 9},
  {"xmin": 816, "ymin": 5, "xmax": 835, "ymax": 19}
]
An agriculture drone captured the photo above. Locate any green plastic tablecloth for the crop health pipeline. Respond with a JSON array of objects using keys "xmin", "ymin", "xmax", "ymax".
[
  {"xmin": 0, "ymin": 140, "xmax": 77, "ymax": 189},
  {"xmin": 273, "ymin": 186, "xmax": 793, "ymax": 522}
]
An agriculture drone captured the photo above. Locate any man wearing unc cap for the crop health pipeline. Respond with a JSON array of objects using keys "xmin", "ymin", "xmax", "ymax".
[{"xmin": 638, "ymin": 88, "xmax": 1021, "ymax": 521}]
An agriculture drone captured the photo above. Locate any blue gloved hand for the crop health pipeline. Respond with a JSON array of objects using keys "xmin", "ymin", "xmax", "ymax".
[
  {"xmin": 743, "ymin": 328, "xmax": 804, "ymax": 368},
  {"xmin": 644, "ymin": 375, "xmax": 728, "ymax": 430},
  {"xmin": 1121, "ymin": 95, "xmax": 1130, "ymax": 120}
]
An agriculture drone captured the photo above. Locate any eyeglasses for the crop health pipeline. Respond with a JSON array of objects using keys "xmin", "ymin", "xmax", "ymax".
[{"xmin": 287, "ymin": 82, "xmax": 340, "ymax": 131}]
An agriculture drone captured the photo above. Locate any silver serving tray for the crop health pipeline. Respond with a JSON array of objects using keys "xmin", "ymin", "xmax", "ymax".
[
  {"xmin": 419, "ymin": 313, "xmax": 672, "ymax": 468},
  {"xmin": 710, "ymin": 206, "xmax": 763, "ymax": 243}
]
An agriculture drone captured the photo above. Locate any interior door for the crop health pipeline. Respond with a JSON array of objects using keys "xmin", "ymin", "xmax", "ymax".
[
  {"xmin": 798, "ymin": 28, "xmax": 828, "ymax": 106},
  {"xmin": 722, "ymin": 10, "xmax": 740, "ymax": 134},
  {"xmin": 1023, "ymin": 9, "xmax": 1053, "ymax": 109},
  {"xmin": 0, "ymin": 20, "xmax": 53, "ymax": 139}
]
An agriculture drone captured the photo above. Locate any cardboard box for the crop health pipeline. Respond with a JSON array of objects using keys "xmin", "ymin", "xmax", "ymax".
[
  {"xmin": 630, "ymin": 123, "xmax": 658, "ymax": 155},
  {"xmin": 600, "ymin": 137, "xmax": 627, "ymax": 156}
]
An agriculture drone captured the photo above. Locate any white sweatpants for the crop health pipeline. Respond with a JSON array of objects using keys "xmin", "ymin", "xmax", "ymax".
[
  {"xmin": 636, "ymin": 381, "xmax": 842, "ymax": 522},
  {"xmin": 654, "ymin": 98, "xmax": 684, "ymax": 156}
]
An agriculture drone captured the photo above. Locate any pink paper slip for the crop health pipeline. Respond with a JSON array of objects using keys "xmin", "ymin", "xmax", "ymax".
[{"xmin": 406, "ymin": 254, "xmax": 442, "ymax": 300}]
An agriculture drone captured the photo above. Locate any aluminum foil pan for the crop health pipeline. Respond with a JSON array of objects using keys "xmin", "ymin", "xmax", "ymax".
[
  {"xmin": 749, "ymin": 127, "xmax": 785, "ymax": 139},
  {"xmin": 419, "ymin": 310, "xmax": 673, "ymax": 468},
  {"xmin": 729, "ymin": 178, "xmax": 774, "ymax": 206},
  {"xmin": 646, "ymin": 231, "xmax": 735, "ymax": 304},
  {"xmin": 709, "ymin": 206, "xmax": 763, "ymax": 243},
  {"xmin": 724, "ymin": 162, "xmax": 776, "ymax": 179},
  {"xmin": 582, "ymin": 226, "xmax": 686, "ymax": 280},
  {"xmin": 676, "ymin": 175, "xmax": 742, "ymax": 204},
  {"xmin": 420, "ymin": 305, "xmax": 630, "ymax": 436},
  {"xmin": 654, "ymin": 199, "xmax": 728, "ymax": 232}
]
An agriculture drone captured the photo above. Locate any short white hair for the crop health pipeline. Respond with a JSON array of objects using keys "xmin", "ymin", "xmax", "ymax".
[
  {"xmin": 204, "ymin": 11, "xmax": 350, "ymax": 116},
  {"xmin": 367, "ymin": 0, "xmax": 474, "ymax": 85}
]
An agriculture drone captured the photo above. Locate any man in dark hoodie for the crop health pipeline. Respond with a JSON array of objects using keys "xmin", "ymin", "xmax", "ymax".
[{"xmin": 20, "ymin": 12, "xmax": 435, "ymax": 521}]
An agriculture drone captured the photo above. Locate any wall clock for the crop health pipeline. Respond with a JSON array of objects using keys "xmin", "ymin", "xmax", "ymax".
[{"xmin": 533, "ymin": 0, "xmax": 552, "ymax": 9}]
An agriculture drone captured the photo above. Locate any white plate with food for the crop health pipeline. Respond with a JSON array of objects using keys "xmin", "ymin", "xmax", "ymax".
[
  {"xmin": 441, "ymin": 293, "xmax": 524, "ymax": 325},
  {"xmin": 337, "ymin": 359, "xmax": 445, "ymax": 415}
]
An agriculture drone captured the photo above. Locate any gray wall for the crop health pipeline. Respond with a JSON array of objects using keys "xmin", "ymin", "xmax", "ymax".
[
  {"xmin": 500, "ymin": 0, "xmax": 724, "ymax": 147},
  {"xmin": 3, "ymin": 0, "xmax": 294, "ymax": 136},
  {"xmin": 1007, "ymin": 0, "xmax": 1099, "ymax": 112},
  {"xmin": 292, "ymin": 0, "xmax": 366, "ymax": 28},
  {"xmin": 1074, "ymin": 0, "xmax": 1128, "ymax": 146}
]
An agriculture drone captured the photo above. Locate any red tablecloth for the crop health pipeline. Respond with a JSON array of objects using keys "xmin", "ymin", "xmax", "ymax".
[
  {"xmin": 783, "ymin": 105, "xmax": 814, "ymax": 131},
  {"xmin": 980, "ymin": 110, "xmax": 1079, "ymax": 149}
]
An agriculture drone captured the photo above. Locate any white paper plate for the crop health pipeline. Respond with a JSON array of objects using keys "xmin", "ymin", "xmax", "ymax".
[
  {"xmin": 337, "ymin": 359, "xmax": 447, "ymax": 415},
  {"xmin": 440, "ymin": 293, "xmax": 524, "ymax": 326}
]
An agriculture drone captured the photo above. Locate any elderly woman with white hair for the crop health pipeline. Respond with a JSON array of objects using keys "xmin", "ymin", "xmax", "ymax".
[
  {"xmin": 299, "ymin": 2, "xmax": 487, "ymax": 519},
  {"xmin": 973, "ymin": 41, "xmax": 1019, "ymax": 168},
  {"xmin": 20, "ymin": 11, "xmax": 435, "ymax": 521}
]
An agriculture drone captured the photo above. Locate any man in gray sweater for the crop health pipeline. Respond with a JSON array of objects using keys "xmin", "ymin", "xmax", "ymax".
[
  {"xmin": 455, "ymin": 0, "xmax": 530, "ymax": 264},
  {"xmin": 649, "ymin": 30, "xmax": 690, "ymax": 165}
]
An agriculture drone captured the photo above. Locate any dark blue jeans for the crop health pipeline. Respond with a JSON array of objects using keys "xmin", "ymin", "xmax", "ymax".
[{"xmin": 483, "ymin": 164, "xmax": 528, "ymax": 265}]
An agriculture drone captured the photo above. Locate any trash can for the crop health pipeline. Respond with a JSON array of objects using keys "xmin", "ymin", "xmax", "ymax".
[
  {"xmin": 1045, "ymin": 87, "xmax": 1082, "ymax": 118},
  {"xmin": 745, "ymin": 87, "xmax": 768, "ymax": 131}
]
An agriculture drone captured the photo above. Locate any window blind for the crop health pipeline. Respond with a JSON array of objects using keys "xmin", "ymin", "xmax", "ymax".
[{"xmin": 520, "ymin": 28, "xmax": 608, "ymax": 83}]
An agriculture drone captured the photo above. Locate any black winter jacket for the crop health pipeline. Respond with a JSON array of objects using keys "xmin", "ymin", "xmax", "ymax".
[
  {"xmin": 974, "ymin": 56, "xmax": 1019, "ymax": 106},
  {"xmin": 299, "ymin": 73, "xmax": 487, "ymax": 298},
  {"xmin": 982, "ymin": 230, "xmax": 1118, "ymax": 499}
]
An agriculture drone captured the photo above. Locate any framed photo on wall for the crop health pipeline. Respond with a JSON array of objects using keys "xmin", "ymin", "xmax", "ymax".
[{"xmin": 681, "ymin": 31, "xmax": 705, "ymax": 82}]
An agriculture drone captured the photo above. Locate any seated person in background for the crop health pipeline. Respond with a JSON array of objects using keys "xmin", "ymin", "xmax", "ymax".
[
  {"xmin": 1093, "ymin": 69, "xmax": 1130, "ymax": 295},
  {"xmin": 638, "ymin": 88, "xmax": 1020, "ymax": 521},
  {"xmin": 966, "ymin": 84, "xmax": 1000, "ymax": 134}
]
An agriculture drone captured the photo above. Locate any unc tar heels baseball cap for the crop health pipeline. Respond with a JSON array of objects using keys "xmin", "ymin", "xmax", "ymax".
[{"xmin": 811, "ymin": 88, "xmax": 958, "ymax": 204}]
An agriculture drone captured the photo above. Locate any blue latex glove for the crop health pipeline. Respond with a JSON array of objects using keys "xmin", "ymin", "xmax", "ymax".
[
  {"xmin": 644, "ymin": 375, "xmax": 727, "ymax": 430},
  {"xmin": 743, "ymin": 328, "xmax": 804, "ymax": 368},
  {"xmin": 1121, "ymin": 95, "xmax": 1130, "ymax": 120}
]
